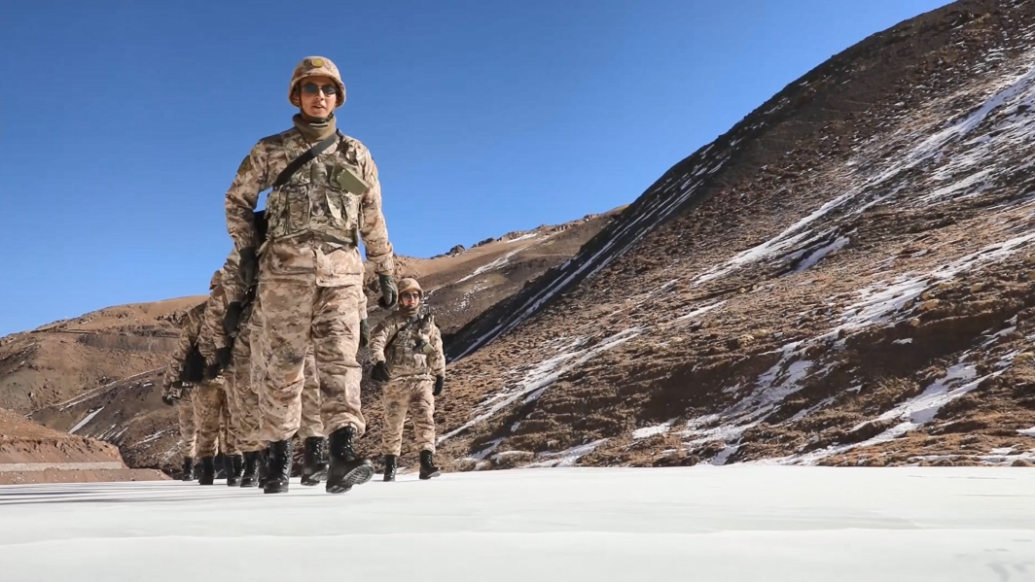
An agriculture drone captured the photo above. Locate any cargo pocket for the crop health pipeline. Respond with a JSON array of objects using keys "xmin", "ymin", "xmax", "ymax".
[{"xmin": 261, "ymin": 241, "xmax": 315, "ymax": 277}]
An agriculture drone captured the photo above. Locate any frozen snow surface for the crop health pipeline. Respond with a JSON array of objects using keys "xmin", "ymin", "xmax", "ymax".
[{"xmin": 1, "ymin": 466, "xmax": 1033, "ymax": 581}]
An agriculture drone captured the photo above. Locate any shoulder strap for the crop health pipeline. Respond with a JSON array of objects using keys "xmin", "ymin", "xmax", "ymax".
[{"xmin": 273, "ymin": 133, "xmax": 339, "ymax": 189}]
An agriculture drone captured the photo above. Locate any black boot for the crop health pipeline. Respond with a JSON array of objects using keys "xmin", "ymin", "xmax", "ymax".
[
  {"xmin": 240, "ymin": 451, "xmax": 260, "ymax": 488},
  {"xmin": 214, "ymin": 453, "xmax": 227, "ymax": 479},
  {"xmin": 226, "ymin": 454, "xmax": 244, "ymax": 486},
  {"xmin": 325, "ymin": 426, "xmax": 374, "ymax": 494},
  {"xmin": 264, "ymin": 440, "xmax": 293, "ymax": 494},
  {"xmin": 181, "ymin": 457, "xmax": 195, "ymax": 481},
  {"xmin": 383, "ymin": 455, "xmax": 397, "ymax": 482},
  {"xmin": 419, "ymin": 450, "xmax": 441, "ymax": 480},
  {"xmin": 301, "ymin": 437, "xmax": 327, "ymax": 486},
  {"xmin": 257, "ymin": 447, "xmax": 269, "ymax": 488},
  {"xmin": 198, "ymin": 456, "xmax": 215, "ymax": 485}
]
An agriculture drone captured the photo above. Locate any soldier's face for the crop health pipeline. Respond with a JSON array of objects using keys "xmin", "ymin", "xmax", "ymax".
[
  {"xmin": 400, "ymin": 291, "xmax": 421, "ymax": 310},
  {"xmin": 299, "ymin": 75, "xmax": 338, "ymax": 119}
]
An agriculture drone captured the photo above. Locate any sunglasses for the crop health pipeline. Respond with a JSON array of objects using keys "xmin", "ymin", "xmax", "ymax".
[{"xmin": 301, "ymin": 82, "xmax": 338, "ymax": 96}]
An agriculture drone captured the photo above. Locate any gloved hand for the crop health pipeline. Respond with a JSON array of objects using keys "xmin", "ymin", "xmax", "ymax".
[
  {"xmin": 239, "ymin": 247, "xmax": 258, "ymax": 288},
  {"xmin": 223, "ymin": 301, "xmax": 243, "ymax": 335},
  {"xmin": 433, "ymin": 375, "xmax": 444, "ymax": 397},
  {"xmin": 162, "ymin": 394, "xmax": 177, "ymax": 406},
  {"xmin": 215, "ymin": 346, "xmax": 232, "ymax": 369},
  {"xmin": 378, "ymin": 274, "xmax": 397, "ymax": 310},
  {"xmin": 371, "ymin": 361, "xmax": 390, "ymax": 383},
  {"xmin": 359, "ymin": 318, "xmax": 370, "ymax": 349},
  {"xmin": 204, "ymin": 362, "xmax": 221, "ymax": 381}
]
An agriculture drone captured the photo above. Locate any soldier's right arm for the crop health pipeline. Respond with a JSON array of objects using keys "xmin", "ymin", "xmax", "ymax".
[
  {"xmin": 220, "ymin": 249, "xmax": 246, "ymax": 305},
  {"xmin": 197, "ymin": 290, "xmax": 227, "ymax": 363},
  {"xmin": 368, "ymin": 316, "xmax": 398, "ymax": 364},
  {"xmin": 225, "ymin": 142, "xmax": 273, "ymax": 253},
  {"xmin": 165, "ymin": 307, "xmax": 202, "ymax": 386}
]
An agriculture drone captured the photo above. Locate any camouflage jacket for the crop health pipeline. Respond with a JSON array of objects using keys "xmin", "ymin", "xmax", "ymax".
[
  {"xmin": 224, "ymin": 127, "xmax": 395, "ymax": 287},
  {"xmin": 369, "ymin": 311, "xmax": 445, "ymax": 381},
  {"xmin": 163, "ymin": 302, "xmax": 206, "ymax": 394}
]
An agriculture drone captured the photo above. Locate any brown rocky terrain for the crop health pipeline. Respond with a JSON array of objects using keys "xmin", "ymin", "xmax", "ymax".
[
  {"xmin": 1, "ymin": 213, "xmax": 617, "ymax": 477},
  {"xmin": 432, "ymin": 0, "xmax": 1035, "ymax": 471},
  {"xmin": 0, "ymin": 408, "xmax": 166, "ymax": 485}
]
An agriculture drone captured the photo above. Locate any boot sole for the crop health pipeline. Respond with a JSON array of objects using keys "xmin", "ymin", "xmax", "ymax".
[
  {"xmin": 264, "ymin": 482, "xmax": 289, "ymax": 494},
  {"xmin": 419, "ymin": 470, "xmax": 442, "ymax": 480},
  {"xmin": 326, "ymin": 463, "xmax": 374, "ymax": 494}
]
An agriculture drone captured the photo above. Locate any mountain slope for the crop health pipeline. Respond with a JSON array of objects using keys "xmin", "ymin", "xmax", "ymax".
[{"xmin": 435, "ymin": 0, "xmax": 1035, "ymax": 470}]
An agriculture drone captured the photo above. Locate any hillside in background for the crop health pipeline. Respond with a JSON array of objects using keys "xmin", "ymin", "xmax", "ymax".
[{"xmin": 433, "ymin": 0, "xmax": 1035, "ymax": 470}]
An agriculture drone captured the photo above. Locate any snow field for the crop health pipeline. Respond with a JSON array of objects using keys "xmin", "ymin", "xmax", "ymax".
[{"xmin": 0, "ymin": 466, "xmax": 1033, "ymax": 582}]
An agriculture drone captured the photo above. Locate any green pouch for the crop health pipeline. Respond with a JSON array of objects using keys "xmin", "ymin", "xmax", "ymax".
[{"xmin": 332, "ymin": 164, "xmax": 370, "ymax": 195}]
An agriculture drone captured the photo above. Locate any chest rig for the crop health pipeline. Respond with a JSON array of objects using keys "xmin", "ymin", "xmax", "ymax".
[{"xmin": 264, "ymin": 130, "xmax": 369, "ymax": 247}]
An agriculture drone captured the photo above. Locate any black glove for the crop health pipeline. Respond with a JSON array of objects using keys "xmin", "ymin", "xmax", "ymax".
[
  {"xmin": 204, "ymin": 362, "xmax": 221, "ymax": 381},
  {"xmin": 223, "ymin": 301, "xmax": 243, "ymax": 335},
  {"xmin": 378, "ymin": 274, "xmax": 397, "ymax": 309},
  {"xmin": 359, "ymin": 318, "xmax": 370, "ymax": 349},
  {"xmin": 215, "ymin": 346, "xmax": 232, "ymax": 369},
  {"xmin": 371, "ymin": 361, "xmax": 390, "ymax": 383},
  {"xmin": 162, "ymin": 394, "xmax": 176, "ymax": 406},
  {"xmin": 239, "ymin": 247, "xmax": 258, "ymax": 288},
  {"xmin": 433, "ymin": 375, "xmax": 444, "ymax": 397}
]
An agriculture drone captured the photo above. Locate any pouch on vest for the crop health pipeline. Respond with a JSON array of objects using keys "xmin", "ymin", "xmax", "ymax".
[{"xmin": 332, "ymin": 164, "xmax": 370, "ymax": 195}]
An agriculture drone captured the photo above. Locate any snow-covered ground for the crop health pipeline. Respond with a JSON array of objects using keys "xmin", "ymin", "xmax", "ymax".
[{"xmin": 1, "ymin": 466, "xmax": 1032, "ymax": 581}]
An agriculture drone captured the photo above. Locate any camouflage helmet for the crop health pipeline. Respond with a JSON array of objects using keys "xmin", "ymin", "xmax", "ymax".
[
  {"xmin": 209, "ymin": 270, "xmax": 222, "ymax": 290},
  {"xmin": 398, "ymin": 277, "xmax": 423, "ymax": 298},
  {"xmin": 289, "ymin": 56, "xmax": 346, "ymax": 108}
]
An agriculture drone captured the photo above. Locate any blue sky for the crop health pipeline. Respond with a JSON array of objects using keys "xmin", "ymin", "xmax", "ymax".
[{"xmin": 0, "ymin": 0, "xmax": 949, "ymax": 336}]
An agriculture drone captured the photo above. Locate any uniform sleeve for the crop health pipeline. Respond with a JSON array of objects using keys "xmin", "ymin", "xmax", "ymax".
[
  {"xmin": 198, "ymin": 290, "xmax": 229, "ymax": 362},
  {"xmin": 220, "ymin": 249, "xmax": 246, "ymax": 305},
  {"xmin": 356, "ymin": 146, "xmax": 395, "ymax": 276},
  {"xmin": 164, "ymin": 309, "xmax": 201, "ymax": 387},
  {"xmin": 225, "ymin": 142, "xmax": 272, "ymax": 252},
  {"xmin": 428, "ymin": 324, "xmax": 446, "ymax": 378},
  {"xmin": 369, "ymin": 316, "xmax": 397, "ymax": 364}
]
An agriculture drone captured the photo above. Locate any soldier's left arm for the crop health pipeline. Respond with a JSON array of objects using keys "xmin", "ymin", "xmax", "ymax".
[
  {"xmin": 429, "ymin": 324, "xmax": 446, "ymax": 378},
  {"xmin": 356, "ymin": 145, "xmax": 395, "ymax": 276}
]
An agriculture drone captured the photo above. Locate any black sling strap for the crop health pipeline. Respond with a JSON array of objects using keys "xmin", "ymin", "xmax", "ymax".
[{"xmin": 272, "ymin": 132, "xmax": 339, "ymax": 189}]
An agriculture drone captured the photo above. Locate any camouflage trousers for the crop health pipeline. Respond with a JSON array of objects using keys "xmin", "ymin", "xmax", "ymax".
[
  {"xmin": 299, "ymin": 351, "xmax": 324, "ymax": 439},
  {"xmin": 256, "ymin": 279, "xmax": 364, "ymax": 443},
  {"xmin": 382, "ymin": 377, "xmax": 436, "ymax": 456},
  {"xmin": 194, "ymin": 379, "xmax": 239, "ymax": 458},
  {"xmin": 229, "ymin": 321, "xmax": 264, "ymax": 453},
  {"xmin": 176, "ymin": 388, "xmax": 198, "ymax": 459}
]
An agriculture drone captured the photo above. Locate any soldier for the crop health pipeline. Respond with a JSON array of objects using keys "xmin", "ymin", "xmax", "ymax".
[
  {"xmin": 369, "ymin": 278, "xmax": 445, "ymax": 481},
  {"xmin": 201, "ymin": 252, "xmax": 248, "ymax": 486},
  {"xmin": 184, "ymin": 271, "xmax": 241, "ymax": 485},
  {"xmin": 224, "ymin": 55, "xmax": 398, "ymax": 494},
  {"xmin": 161, "ymin": 301, "xmax": 207, "ymax": 481}
]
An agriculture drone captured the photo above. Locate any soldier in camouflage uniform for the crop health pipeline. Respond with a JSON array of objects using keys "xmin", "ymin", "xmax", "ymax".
[
  {"xmin": 224, "ymin": 55, "xmax": 397, "ymax": 494},
  {"xmin": 369, "ymin": 278, "xmax": 445, "ymax": 481},
  {"xmin": 200, "ymin": 264, "xmax": 244, "ymax": 485},
  {"xmin": 161, "ymin": 301, "xmax": 207, "ymax": 481},
  {"xmin": 182, "ymin": 271, "xmax": 240, "ymax": 485}
]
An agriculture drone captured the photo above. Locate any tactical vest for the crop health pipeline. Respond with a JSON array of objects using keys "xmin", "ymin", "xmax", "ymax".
[
  {"xmin": 385, "ymin": 315, "xmax": 437, "ymax": 377},
  {"xmin": 265, "ymin": 131, "xmax": 363, "ymax": 246}
]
